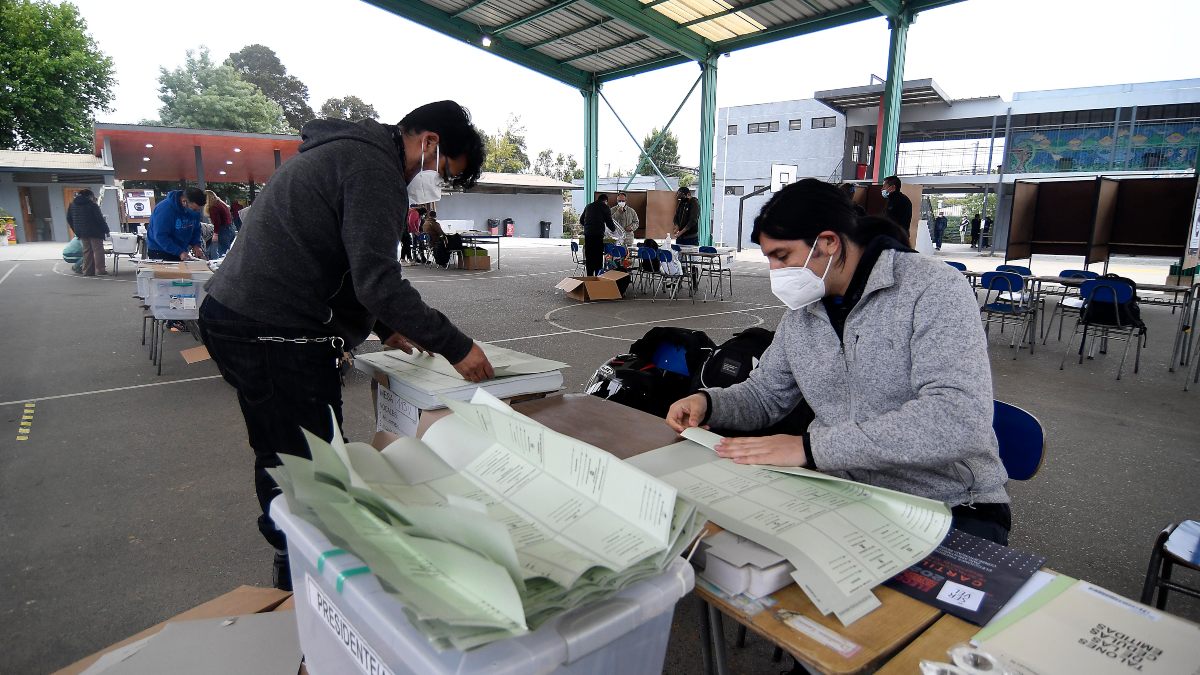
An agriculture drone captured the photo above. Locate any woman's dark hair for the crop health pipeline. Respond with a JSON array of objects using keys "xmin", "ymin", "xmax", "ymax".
[
  {"xmin": 750, "ymin": 178, "xmax": 910, "ymax": 259},
  {"xmin": 399, "ymin": 100, "xmax": 485, "ymax": 191}
]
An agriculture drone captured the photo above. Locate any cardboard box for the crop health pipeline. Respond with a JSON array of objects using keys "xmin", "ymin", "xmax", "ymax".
[
  {"xmin": 555, "ymin": 270, "xmax": 630, "ymax": 301},
  {"xmin": 458, "ymin": 254, "xmax": 491, "ymax": 270}
]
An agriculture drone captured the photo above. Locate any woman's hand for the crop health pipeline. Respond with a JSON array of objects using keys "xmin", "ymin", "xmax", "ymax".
[
  {"xmin": 715, "ymin": 434, "xmax": 808, "ymax": 467},
  {"xmin": 666, "ymin": 394, "xmax": 708, "ymax": 433}
]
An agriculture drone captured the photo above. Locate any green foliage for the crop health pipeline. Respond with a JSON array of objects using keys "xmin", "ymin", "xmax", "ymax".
[
  {"xmin": 319, "ymin": 95, "xmax": 379, "ymax": 122},
  {"xmin": 227, "ymin": 44, "xmax": 314, "ymax": 130},
  {"xmin": 941, "ymin": 193, "xmax": 996, "ymax": 221},
  {"xmin": 155, "ymin": 47, "xmax": 290, "ymax": 133},
  {"xmin": 0, "ymin": 0, "xmax": 115, "ymax": 152},
  {"xmin": 679, "ymin": 174, "xmax": 695, "ymax": 188},
  {"xmin": 636, "ymin": 127, "xmax": 682, "ymax": 178},
  {"xmin": 533, "ymin": 149, "xmax": 583, "ymax": 182},
  {"xmin": 483, "ymin": 116, "xmax": 530, "ymax": 174}
]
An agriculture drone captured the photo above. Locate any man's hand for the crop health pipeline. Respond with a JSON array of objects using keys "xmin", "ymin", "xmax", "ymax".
[
  {"xmin": 383, "ymin": 333, "xmax": 431, "ymax": 355},
  {"xmin": 190, "ymin": 245, "xmax": 206, "ymax": 259},
  {"xmin": 666, "ymin": 394, "xmax": 708, "ymax": 433},
  {"xmin": 452, "ymin": 343, "xmax": 494, "ymax": 382},
  {"xmin": 715, "ymin": 434, "xmax": 807, "ymax": 467}
]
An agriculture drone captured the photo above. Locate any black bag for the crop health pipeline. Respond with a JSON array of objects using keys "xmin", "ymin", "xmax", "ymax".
[
  {"xmin": 1082, "ymin": 274, "xmax": 1146, "ymax": 335},
  {"xmin": 586, "ymin": 353, "xmax": 690, "ymax": 418},
  {"xmin": 640, "ymin": 238, "xmax": 661, "ymax": 273},
  {"xmin": 446, "ymin": 233, "xmax": 464, "ymax": 251},
  {"xmin": 629, "ymin": 327, "xmax": 715, "ymax": 382},
  {"xmin": 699, "ymin": 327, "xmax": 775, "ymax": 389}
]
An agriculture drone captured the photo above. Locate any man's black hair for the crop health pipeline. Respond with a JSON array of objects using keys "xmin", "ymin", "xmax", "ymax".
[
  {"xmin": 75, "ymin": 188, "xmax": 95, "ymax": 200},
  {"xmin": 595, "ymin": 193, "xmax": 609, "ymax": 203},
  {"xmin": 883, "ymin": 175, "xmax": 902, "ymax": 190},
  {"xmin": 398, "ymin": 101, "xmax": 486, "ymax": 191},
  {"xmin": 184, "ymin": 186, "xmax": 205, "ymax": 207},
  {"xmin": 617, "ymin": 191, "xmax": 627, "ymax": 197}
]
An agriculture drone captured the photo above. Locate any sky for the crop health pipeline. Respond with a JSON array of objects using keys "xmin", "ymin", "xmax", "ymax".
[{"xmin": 70, "ymin": 0, "xmax": 1200, "ymax": 175}]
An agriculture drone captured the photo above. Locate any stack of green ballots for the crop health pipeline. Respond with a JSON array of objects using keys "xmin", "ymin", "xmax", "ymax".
[{"xmin": 269, "ymin": 390, "xmax": 706, "ymax": 651}]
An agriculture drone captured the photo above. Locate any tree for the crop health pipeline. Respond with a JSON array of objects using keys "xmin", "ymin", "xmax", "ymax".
[
  {"xmin": 227, "ymin": 44, "xmax": 314, "ymax": 130},
  {"xmin": 155, "ymin": 47, "xmax": 290, "ymax": 133},
  {"xmin": 320, "ymin": 95, "xmax": 379, "ymax": 122},
  {"xmin": 533, "ymin": 149, "xmax": 583, "ymax": 182},
  {"xmin": 636, "ymin": 127, "xmax": 682, "ymax": 178},
  {"xmin": 0, "ymin": 0, "xmax": 114, "ymax": 152},
  {"xmin": 483, "ymin": 116, "xmax": 530, "ymax": 173}
]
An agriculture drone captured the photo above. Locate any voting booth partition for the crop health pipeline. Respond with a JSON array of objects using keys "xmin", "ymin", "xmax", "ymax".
[{"xmin": 1005, "ymin": 175, "xmax": 1198, "ymax": 266}]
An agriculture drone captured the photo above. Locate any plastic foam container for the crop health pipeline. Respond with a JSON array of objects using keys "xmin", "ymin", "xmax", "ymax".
[{"xmin": 271, "ymin": 495, "xmax": 694, "ymax": 675}]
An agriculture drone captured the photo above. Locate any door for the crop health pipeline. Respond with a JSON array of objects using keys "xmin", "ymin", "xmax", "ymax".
[
  {"xmin": 18, "ymin": 187, "xmax": 36, "ymax": 242},
  {"xmin": 62, "ymin": 185, "xmax": 94, "ymax": 239}
]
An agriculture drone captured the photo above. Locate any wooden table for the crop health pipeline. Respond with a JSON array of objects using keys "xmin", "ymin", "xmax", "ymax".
[
  {"xmin": 874, "ymin": 614, "xmax": 976, "ymax": 675},
  {"xmin": 514, "ymin": 393, "xmax": 682, "ymax": 459}
]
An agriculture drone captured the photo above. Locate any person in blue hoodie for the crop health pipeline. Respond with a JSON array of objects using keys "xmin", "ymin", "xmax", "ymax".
[{"xmin": 147, "ymin": 187, "xmax": 207, "ymax": 260}]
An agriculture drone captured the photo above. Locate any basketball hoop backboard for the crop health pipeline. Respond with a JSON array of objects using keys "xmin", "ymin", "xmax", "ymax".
[{"xmin": 771, "ymin": 164, "xmax": 798, "ymax": 193}]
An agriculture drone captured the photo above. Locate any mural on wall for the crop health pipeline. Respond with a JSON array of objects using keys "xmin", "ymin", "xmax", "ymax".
[{"xmin": 1006, "ymin": 122, "xmax": 1200, "ymax": 173}]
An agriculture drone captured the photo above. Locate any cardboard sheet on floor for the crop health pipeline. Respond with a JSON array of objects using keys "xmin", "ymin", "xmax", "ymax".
[
  {"xmin": 180, "ymin": 346, "xmax": 210, "ymax": 364},
  {"xmin": 555, "ymin": 270, "xmax": 629, "ymax": 302},
  {"xmin": 92, "ymin": 611, "xmax": 301, "ymax": 675}
]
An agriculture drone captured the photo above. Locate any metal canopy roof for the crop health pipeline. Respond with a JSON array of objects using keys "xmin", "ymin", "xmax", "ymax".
[
  {"xmin": 815, "ymin": 77, "xmax": 950, "ymax": 110},
  {"xmin": 365, "ymin": 0, "xmax": 965, "ymax": 87}
]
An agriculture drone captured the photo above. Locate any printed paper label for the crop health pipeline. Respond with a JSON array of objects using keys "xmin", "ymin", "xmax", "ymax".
[
  {"xmin": 937, "ymin": 580, "xmax": 985, "ymax": 612},
  {"xmin": 307, "ymin": 575, "xmax": 394, "ymax": 675}
]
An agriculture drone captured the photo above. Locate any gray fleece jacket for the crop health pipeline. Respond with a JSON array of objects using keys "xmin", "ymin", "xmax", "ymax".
[{"xmin": 706, "ymin": 250, "xmax": 1009, "ymax": 506}]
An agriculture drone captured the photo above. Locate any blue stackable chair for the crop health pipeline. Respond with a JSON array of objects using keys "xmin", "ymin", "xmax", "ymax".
[
  {"xmin": 980, "ymin": 271, "xmax": 1037, "ymax": 358},
  {"xmin": 1141, "ymin": 520, "xmax": 1200, "ymax": 610},
  {"xmin": 1060, "ymin": 278, "xmax": 1144, "ymax": 379},
  {"xmin": 945, "ymin": 261, "xmax": 967, "ymax": 271},
  {"xmin": 996, "ymin": 264, "xmax": 1032, "ymax": 276},
  {"xmin": 992, "ymin": 400, "xmax": 1045, "ymax": 481},
  {"xmin": 570, "ymin": 240, "xmax": 583, "ymax": 274},
  {"xmin": 1042, "ymin": 269, "xmax": 1100, "ymax": 344},
  {"xmin": 694, "ymin": 245, "xmax": 732, "ymax": 301},
  {"xmin": 653, "ymin": 249, "xmax": 693, "ymax": 303}
]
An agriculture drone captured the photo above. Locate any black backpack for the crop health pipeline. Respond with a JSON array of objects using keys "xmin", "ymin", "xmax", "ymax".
[
  {"xmin": 699, "ymin": 327, "xmax": 775, "ymax": 389},
  {"xmin": 587, "ymin": 328, "xmax": 715, "ymax": 417},
  {"xmin": 1082, "ymin": 274, "xmax": 1146, "ymax": 335},
  {"xmin": 628, "ymin": 327, "xmax": 715, "ymax": 383}
]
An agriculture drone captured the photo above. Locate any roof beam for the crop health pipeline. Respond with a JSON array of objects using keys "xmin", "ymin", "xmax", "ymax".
[
  {"xmin": 364, "ymin": 0, "xmax": 590, "ymax": 88},
  {"xmin": 526, "ymin": 17, "xmax": 611, "ymax": 49},
  {"xmin": 679, "ymin": 0, "xmax": 777, "ymax": 28},
  {"xmin": 596, "ymin": 53, "xmax": 691, "ymax": 82},
  {"xmin": 582, "ymin": 0, "xmax": 713, "ymax": 61},
  {"xmin": 866, "ymin": 0, "xmax": 903, "ymax": 18},
  {"xmin": 715, "ymin": 4, "xmax": 880, "ymax": 53},
  {"xmin": 559, "ymin": 35, "xmax": 649, "ymax": 64},
  {"xmin": 493, "ymin": 0, "xmax": 582, "ymax": 36},
  {"xmin": 452, "ymin": 0, "xmax": 490, "ymax": 18}
]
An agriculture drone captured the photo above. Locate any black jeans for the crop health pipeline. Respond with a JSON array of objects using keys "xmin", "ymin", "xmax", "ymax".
[
  {"xmin": 197, "ymin": 297, "xmax": 343, "ymax": 551},
  {"xmin": 584, "ymin": 235, "xmax": 604, "ymax": 276}
]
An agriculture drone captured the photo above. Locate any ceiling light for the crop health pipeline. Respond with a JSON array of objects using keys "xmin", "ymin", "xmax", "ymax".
[
  {"xmin": 140, "ymin": 168, "xmax": 148, "ymax": 173},
  {"xmin": 219, "ymin": 170, "xmax": 227, "ymax": 175},
  {"xmin": 142, "ymin": 157, "xmax": 150, "ymax": 161},
  {"xmin": 145, "ymin": 143, "xmax": 153, "ymax": 148},
  {"xmin": 226, "ymin": 160, "xmax": 233, "ymax": 165},
  {"xmin": 233, "ymin": 147, "xmax": 241, "ymax": 153},
  {"xmin": 481, "ymin": 34, "xmax": 492, "ymax": 47}
]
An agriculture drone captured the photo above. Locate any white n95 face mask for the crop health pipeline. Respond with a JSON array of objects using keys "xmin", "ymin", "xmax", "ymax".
[
  {"xmin": 407, "ymin": 143, "xmax": 443, "ymax": 205},
  {"xmin": 770, "ymin": 242, "xmax": 833, "ymax": 310}
]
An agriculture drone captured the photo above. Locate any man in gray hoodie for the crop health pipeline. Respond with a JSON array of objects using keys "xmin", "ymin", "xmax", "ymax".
[{"xmin": 199, "ymin": 101, "xmax": 491, "ymax": 588}]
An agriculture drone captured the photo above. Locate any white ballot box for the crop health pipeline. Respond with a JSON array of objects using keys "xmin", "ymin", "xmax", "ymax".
[{"xmin": 271, "ymin": 495, "xmax": 694, "ymax": 675}]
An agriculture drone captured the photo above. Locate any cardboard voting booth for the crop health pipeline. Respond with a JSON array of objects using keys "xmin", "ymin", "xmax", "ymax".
[{"xmin": 556, "ymin": 271, "xmax": 630, "ymax": 302}]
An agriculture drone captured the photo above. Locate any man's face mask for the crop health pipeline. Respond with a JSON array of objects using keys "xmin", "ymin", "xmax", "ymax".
[
  {"xmin": 617, "ymin": 200, "xmax": 626, "ymax": 207},
  {"xmin": 407, "ymin": 141, "xmax": 443, "ymax": 205},
  {"xmin": 770, "ymin": 240, "xmax": 833, "ymax": 310}
]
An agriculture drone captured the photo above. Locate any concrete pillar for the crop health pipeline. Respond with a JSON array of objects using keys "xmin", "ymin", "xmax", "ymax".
[{"xmin": 194, "ymin": 146, "xmax": 205, "ymax": 190}]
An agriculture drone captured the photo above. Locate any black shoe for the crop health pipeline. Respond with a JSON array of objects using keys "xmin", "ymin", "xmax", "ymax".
[{"xmin": 273, "ymin": 552, "xmax": 292, "ymax": 591}]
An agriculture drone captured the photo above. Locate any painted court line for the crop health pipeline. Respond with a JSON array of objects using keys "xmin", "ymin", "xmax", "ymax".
[
  {"xmin": 0, "ymin": 263, "xmax": 19, "ymax": 286},
  {"xmin": 0, "ymin": 375, "xmax": 222, "ymax": 408},
  {"xmin": 487, "ymin": 303, "xmax": 785, "ymax": 344}
]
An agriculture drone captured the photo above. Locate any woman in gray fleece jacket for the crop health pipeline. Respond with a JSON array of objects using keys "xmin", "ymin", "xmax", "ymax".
[{"xmin": 666, "ymin": 179, "xmax": 1012, "ymax": 544}]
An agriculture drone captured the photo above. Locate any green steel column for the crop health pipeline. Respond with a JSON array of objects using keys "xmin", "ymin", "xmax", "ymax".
[
  {"xmin": 697, "ymin": 53, "xmax": 718, "ymax": 246},
  {"xmin": 583, "ymin": 78, "xmax": 599, "ymax": 203},
  {"xmin": 876, "ymin": 11, "xmax": 912, "ymax": 180}
]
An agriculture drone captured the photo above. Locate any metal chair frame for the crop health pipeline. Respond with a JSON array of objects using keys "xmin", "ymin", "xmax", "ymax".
[
  {"xmin": 980, "ymin": 271, "xmax": 1037, "ymax": 358},
  {"xmin": 1141, "ymin": 520, "xmax": 1200, "ymax": 610},
  {"xmin": 1059, "ymin": 279, "xmax": 1144, "ymax": 380}
]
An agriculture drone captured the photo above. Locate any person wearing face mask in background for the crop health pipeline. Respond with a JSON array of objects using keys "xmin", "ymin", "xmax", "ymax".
[
  {"xmin": 198, "ymin": 101, "xmax": 495, "ymax": 590},
  {"xmin": 610, "ymin": 190, "xmax": 639, "ymax": 250},
  {"xmin": 672, "ymin": 186, "xmax": 700, "ymax": 246},
  {"xmin": 665, "ymin": 178, "xmax": 1012, "ymax": 545},
  {"xmin": 880, "ymin": 174, "xmax": 912, "ymax": 232}
]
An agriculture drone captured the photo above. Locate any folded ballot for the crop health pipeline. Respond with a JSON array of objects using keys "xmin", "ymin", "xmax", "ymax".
[{"xmin": 269, "ymin": 390, "xmax": 706, "ymax": 651}]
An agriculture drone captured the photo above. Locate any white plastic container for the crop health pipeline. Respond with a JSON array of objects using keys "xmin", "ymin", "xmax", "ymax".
[
  {"xmin": 271, "ymin": 496, "xmax": 694, "ymax": 675},
  {"xmin": 146, "ymin": 277, "xmax": 208, "ymax": 320},
  {"xmin": 111, "ymin": 232, "xmax": 139, "ymax": 255}
]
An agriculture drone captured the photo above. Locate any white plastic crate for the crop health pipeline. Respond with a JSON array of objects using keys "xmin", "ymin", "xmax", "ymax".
[
  {"xmin": 146, "ymin": 277, "xmax": 208, "ymax": 320},
  {"xmin": 111, "ymin": 232, "xmax": 139, "ymax": 255},
  {"xmin": 271, "ymin": 496, "xmax": 694, "ymax": 675}
]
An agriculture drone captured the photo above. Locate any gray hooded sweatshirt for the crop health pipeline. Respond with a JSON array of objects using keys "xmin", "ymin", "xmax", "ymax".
[{"xmin": 706, "ymin": 249, "xmax": 1009, "ymax": 506}]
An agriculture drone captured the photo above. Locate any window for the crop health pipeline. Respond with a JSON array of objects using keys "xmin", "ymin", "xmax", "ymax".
[
  {"xmin": 724, "ymin": 185, "xmax": 745, "ymax": 196},
  {"xmin": 727, "ymin": 124, "xmax": 737, "ymax": 135},
  {"xmin": 754, "ymin": 185, "xmax": 768, "ymax": 192},
  {"xmin": 747, "ymin": 121, "xmax": 779, "ymax": 134},
  {"xmin": 789, "ymin": 119, "xmax": 803, "ymax": 131},
  {"xmin": 811, "ymin": 116, "xmax": 837, "ymax": 129}
]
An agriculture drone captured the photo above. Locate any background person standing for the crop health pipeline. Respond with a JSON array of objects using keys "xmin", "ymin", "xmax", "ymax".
[
  {"xmin": 881, "ymin": 175, "xmax": 912, "ymax": 232},
  {"xmin": 146, "ymin": 187, "xmax": 206, "ymax": 261},
  {"xmin": 610, "ymin": 190, "xmax": 639, "ymax": 249},
  {"xmin": 933, "ymin": 211, "xmax": 947, "ymax": 250},
  {"xmin": 672, "ymin": 186, "xmax": 700, "ymax": 245},
  {"xmin": 66, "ymin": 188, "xmax": 109, "ymax": 276},
  {"xmin": 580, "ymin": 193, "xmax": 616, "ymax": 276}
]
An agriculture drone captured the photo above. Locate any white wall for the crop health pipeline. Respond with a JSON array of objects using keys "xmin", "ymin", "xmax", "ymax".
[
  {"xmin": 0, "ymin": 172, "xmax": 119, "ymax": 242},
  {"xmin": 433, "ymin": 192, "xmax": 564, "ymax": 238}
]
